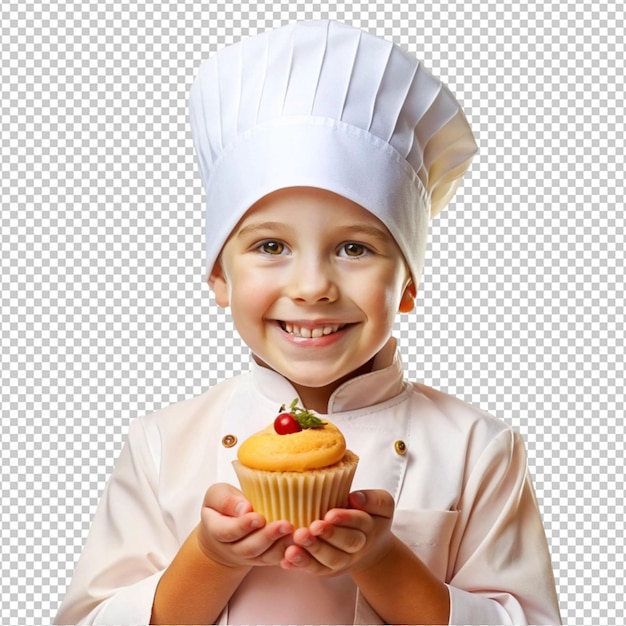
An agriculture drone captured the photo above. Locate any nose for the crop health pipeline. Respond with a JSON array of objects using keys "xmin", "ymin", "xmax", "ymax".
[{"xmin": 286, "ymin": 255, "xmax": 339, "ymax": 304}]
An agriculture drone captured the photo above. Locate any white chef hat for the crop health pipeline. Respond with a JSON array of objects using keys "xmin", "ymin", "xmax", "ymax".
[{"xmin": 189, "ymin": 19, "xmax": 477, "ymax": 285}]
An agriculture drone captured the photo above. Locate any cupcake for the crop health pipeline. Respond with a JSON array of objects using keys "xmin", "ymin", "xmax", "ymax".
[{"xmin": 233, "ymin": 399, "xmax": 359, "ymax": 528}]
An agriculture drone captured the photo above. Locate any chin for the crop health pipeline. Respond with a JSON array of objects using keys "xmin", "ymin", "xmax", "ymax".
[
  {"xmin": 282, "ymin": 371, "xmax": 340, "ymax": 390},
  {"xmin": 283, "ymin": 361, "xmax": 373, "ymax": 392}
]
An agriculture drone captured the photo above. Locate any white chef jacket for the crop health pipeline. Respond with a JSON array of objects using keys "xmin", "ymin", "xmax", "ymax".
[{"xmin": 54, "ymin": 338, "xmax": 561, "ymax": 625}]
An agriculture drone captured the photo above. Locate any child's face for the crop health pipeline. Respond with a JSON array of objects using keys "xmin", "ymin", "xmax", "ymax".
[{"xmin": 210, "ymin": 187, "xmax": 414, "ymax": 406}]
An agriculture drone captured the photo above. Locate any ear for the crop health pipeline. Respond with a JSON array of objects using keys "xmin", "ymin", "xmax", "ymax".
[
  {"xmin": 207, "ymin": 262, "xmax": 230, "ymax": 308},
  {"xmin": 398, "ymin": 281, "xmax": 417, "ymax": 313}
]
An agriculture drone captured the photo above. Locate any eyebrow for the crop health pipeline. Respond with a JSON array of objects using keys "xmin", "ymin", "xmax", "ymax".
[
  {"xmin": 343, "ymin": 224, "xmax": 392, "ymax": 242},
  {"xmin": 235, "ymin": 221, "xmax": 287, "ymax": 238},
  {"xmin": 236, "ymin": 221, "xmax": 391, "ymax": 242}
]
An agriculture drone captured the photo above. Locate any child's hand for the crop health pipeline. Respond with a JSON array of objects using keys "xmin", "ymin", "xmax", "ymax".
[
  {"xmin": 197, "ymin": 482, "xmax": 294, "ymax": 569},
  {"xmin": 280, "ymin": 489, "xmax": 394, "ymax": 576}
]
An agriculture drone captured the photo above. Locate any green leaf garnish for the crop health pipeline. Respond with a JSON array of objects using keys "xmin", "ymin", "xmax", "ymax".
[{"xmin": 278, "ymin": 398, "xmax": 327, "ymax": 429}]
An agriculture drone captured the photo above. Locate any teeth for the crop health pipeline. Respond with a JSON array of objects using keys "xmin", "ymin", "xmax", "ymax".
[{"xmin": 281, "ymin": 322, "xmax": 343, "ymax": 338}]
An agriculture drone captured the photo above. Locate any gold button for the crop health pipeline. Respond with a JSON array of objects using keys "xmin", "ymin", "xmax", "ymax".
[
  {"xmin": 394, "ymin": 440, "xmax": 407, "ymax": 455},
  {"xmin": 222, "ymin": 434, "xmax": 237, "ymax": 448}
]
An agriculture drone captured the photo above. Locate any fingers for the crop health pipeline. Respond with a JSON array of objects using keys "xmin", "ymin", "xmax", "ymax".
[
  {"xmin": 202, "ymin": 483, "xmax": 265, "ymax": 545},
  {"xmin": 201, "ymin": 504, "xmax": 264, "ymax": 543},
  {"xmin": 281, "ymin": 544, "xmax": 320, "ymax": 572},
  {"xmin": 199, "ymin": 483, "xmax": 296, "ymax": 567},
  {"xmin": 282, "ymin": 529, "xmax": 359, "ymax": 573},
  {"xmin": 235, "ymin": 521, "xmax": 295, "ymax": 563},
  {"xmin": 300, "ymin": 521, "xmax": 367, "ymax": 553},
  {"xmin": 203, "ymin": 482, "xmax": 253, "ymax": 518},
  {"xmin": 281, "ymin": 491, "xmax": 396, "ymax": 575},
  {"xmin": 200, "ymin": 507, "xmax": 294, "ymax": 566},
  {"xmin": 348, "ymin": 489, "xmax": 395, "ymax": 519},
  {"xmin": 281, "ymin": 517, "xmax": 367, "ymax": 574},
  {"xmin": 201, "ymin": 485, "xmax": 395, "ymax": 573},
  {"xmin": 282, "ymin": 540, "xmax": 350, "ymax": 574},
  {"xmin": 202, "ymin": 482, "xmax": 292, "ymax": 543}
]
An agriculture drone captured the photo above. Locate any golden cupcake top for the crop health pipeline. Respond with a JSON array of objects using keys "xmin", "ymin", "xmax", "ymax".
[{"xmin": 237, "ymin": 399, "xmax": 347, "ymax": 471}]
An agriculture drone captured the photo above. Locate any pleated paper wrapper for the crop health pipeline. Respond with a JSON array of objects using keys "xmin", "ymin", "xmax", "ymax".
[{"xmin": 233, "ymin": 450, "xmax": 359, "ymax": 528}]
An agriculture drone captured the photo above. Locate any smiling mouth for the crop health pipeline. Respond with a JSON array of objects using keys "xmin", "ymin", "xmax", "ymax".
[{"xmin": 278, "ymin": 321, "xmax": 348, "ymax": 338}]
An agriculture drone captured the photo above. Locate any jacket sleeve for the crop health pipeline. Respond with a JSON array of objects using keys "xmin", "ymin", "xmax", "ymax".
[
  {"xmin": 54, "ymin": 418, "xmax": 180, "ymax": 625},
  {"xmin": 445, "ymin": 428, "xmax": 561, "ymax": 625}
]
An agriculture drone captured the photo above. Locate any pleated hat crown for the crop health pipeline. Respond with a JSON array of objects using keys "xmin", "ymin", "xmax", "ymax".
[{"xmin": 189, "ymin": 20, "xmax": 477, "ymax": 284}]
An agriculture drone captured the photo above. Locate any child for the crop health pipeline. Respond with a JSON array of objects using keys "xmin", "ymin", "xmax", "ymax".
[{"xmin": 55, "ymin": 20, "xmax": 561, "ymax": 625}]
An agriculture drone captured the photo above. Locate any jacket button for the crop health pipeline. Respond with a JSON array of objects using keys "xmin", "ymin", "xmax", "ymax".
[
  {"xmin": 222, "ymin": 434, "xmax": 237, "ymax": 448},
  {"xmin": 394, "ymin": 440, "xmax": 407, "ymax": 455}
]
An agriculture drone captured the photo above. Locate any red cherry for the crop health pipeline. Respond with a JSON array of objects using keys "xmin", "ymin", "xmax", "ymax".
[{"xmin": 274, "ymin": 412, "xmax": 302, "ymax": 435}]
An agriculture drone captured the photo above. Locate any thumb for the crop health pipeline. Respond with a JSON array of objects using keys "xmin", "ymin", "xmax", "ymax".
[
  {"xmin": 348, "ymin": 489, "xmax": 395, "ymax": 519},
  {"xmin": 203, "ymin": 482, "xmax": 253, "ymax": 517}
]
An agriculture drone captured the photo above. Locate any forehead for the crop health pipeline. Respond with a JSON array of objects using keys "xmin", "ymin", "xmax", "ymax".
[
  {"xmin": 219, "ymin": 186, "xmax": 411, "ymax": 274},
  {"xmin": 234, "ymin": 186, "xmax": 395, "ymax": 235}
]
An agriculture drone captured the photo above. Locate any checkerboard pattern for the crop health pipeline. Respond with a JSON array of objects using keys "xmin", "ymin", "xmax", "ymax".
[{"xmin": 2, "ymin": 1, "xmax": 624, "ymax": 623}]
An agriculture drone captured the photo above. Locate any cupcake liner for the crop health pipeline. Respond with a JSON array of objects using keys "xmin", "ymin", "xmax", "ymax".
[{"xmin": 233, "ymin": 451, "xmax": 359, "ymax": 528}]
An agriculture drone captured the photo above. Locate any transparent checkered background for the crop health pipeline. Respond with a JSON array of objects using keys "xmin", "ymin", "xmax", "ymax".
[{"xmin": 1, "ymin": 1, "xmax": 624, "ymax": 623}]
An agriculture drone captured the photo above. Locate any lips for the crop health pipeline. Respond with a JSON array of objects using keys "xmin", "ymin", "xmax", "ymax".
[{"xmin": 279, "ymin": 321, "xmax": 347, "ymax": 339}]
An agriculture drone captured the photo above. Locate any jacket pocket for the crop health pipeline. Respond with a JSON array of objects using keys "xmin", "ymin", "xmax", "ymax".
[{"xmin": 392, "ymin": 509, "xmax": 459, "ymax": 581}]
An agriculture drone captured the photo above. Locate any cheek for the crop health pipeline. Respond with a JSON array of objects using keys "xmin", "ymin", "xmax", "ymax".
[
  {"xmin": 229, "ymin": 277, "xmax": 274, "ymax": 323},
  {"xmin": 356, "ymin": 285, "xmax": 400, "ymax": 329},
  {"xmin": 376, "ymin": 270, "xmax": 408, "ymax": 311}
]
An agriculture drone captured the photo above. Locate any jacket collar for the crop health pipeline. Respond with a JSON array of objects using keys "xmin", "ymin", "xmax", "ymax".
[{"xmin": 249, "ymin": 337, "xmax": 407, "ymax": 414}]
